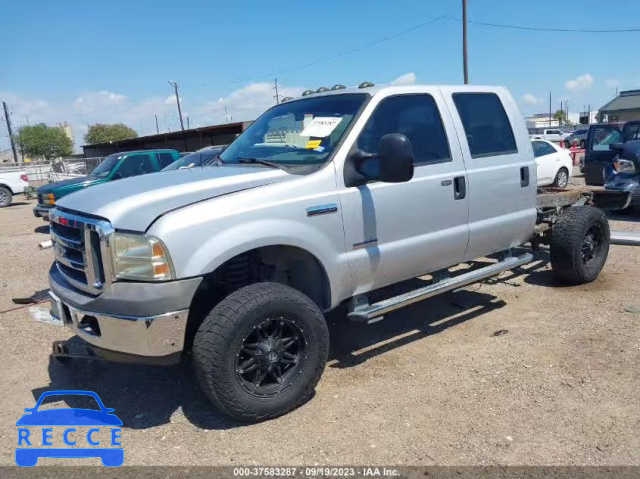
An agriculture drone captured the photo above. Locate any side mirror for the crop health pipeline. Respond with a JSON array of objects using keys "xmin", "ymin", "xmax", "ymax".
[
  {"xmin": 609, "ymin": 142, "xmax": 624, "ymax": 152},
  {"xmin": 345, "ymin": 133, "xmax": 415, "ymax": 187},
  {"xmin": 112, "ymin": 172, "xmax": 123, "ymax": 180},
  {"xmin": 376, "ymin": 133, "xmax": 415, "ymax": 183}
]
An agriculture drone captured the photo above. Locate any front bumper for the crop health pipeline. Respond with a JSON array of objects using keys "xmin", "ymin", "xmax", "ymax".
[
  {"xmin": 33, "ymin": 204, "xmax": 53, "ymax": 219},
  {"xmin": 48, "ymin": 264, "xmax": 202, "ymax": 362},
  {"xmin": 605, "ymin": 175, "xmax": 640, "ymax": 206},
  {"xmin": 49, "ymin": 289, "xmax": 188, "ymax": 361}
]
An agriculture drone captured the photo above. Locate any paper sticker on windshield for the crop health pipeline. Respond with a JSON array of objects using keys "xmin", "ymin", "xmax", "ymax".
[
  {"xmin": 301, "ymin": 117, "xmax": 342, "ymax": 138},
  {"xmin": 306, "ymin": 139, "xmax": 322, "ymax": 149}
]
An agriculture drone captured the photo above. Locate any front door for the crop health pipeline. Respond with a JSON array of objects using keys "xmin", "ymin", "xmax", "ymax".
[
  {"xmin": 584, "ymin": 124, "xmax": 623, "ymax": 185},
  {"xmin": 338, "ymin": 91, "xmax": 470, "ymax": 293}
]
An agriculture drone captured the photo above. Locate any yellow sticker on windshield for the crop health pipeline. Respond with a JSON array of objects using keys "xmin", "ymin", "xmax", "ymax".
[{"xmin": 306, "ymin": 140, "xmax": 322, "ymax": 149}]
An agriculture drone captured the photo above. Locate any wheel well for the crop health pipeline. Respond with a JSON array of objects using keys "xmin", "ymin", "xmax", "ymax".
[
  {"xmin": 0, "ymin": 183, "xmax": 13, "ymax": 194},
  {"xmin": 184, "ymin": 245, "xmax": 331, "ymax": 349}
]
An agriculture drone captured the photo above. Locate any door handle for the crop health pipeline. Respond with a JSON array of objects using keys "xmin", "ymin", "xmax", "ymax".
[
  {"xmin": 453, "ymin": 176, "xmax": 466, "ymax": 200},
  {"xmin": 520, "ymin": 166, "xmax": 530, "ymax": 187}
]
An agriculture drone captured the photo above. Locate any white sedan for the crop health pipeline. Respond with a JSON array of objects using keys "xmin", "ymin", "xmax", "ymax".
[{"xmin": 532, "ymin": 139, "xmax": 573, "ymax": 188}]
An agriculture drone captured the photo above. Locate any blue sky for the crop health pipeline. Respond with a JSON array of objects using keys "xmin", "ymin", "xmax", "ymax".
[{"xmin": 2, "ymin": 0, "xmax": 638, "ymax": 151}]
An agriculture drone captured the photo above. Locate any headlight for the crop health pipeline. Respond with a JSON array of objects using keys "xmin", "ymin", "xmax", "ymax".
[
  {"xmin": 615, "ymin": 159, "xmax": 636, "ymax": 174},
  {"xmin": 111, "ymin": 233, "xmax": 174, "ymax": 281},
  {"xmin": 43, "ymin": 193, "xmax": 55, "ymax": 205}
]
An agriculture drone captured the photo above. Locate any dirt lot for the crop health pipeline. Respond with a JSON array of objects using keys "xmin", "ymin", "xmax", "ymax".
[{"xmin": 0, "ymin": 171, "xmax": 638, "ymax": 467}]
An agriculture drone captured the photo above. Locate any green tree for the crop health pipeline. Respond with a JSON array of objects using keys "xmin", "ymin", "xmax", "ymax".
[
  {"xmin": 15, "ymin": 123, "xmax": 73, "ymax": 161},
  {"xmin": 553, "ymin": 109, "xmax": 572, "ymax": 126},
  {"xmin": 84, "ymin": 123, "xmax": 138, "ymax": 144}
]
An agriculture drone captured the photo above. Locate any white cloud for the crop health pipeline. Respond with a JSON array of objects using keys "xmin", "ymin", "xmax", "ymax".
[
  {"xmin": 520, "ymin": 93, "xmax": 544, "ymax": 105},
  {"xmin": 565, "ymin": 73, "xmax": 594, "ymax": 92},
  {"xmin": 193, "ymin": 82, "xmax": 306, "ymax": 124},
  {"xmin": 0, "ymin": 81, "xmax": 308, "ymax": 152},
  {"xmin": 390, "ymin": 72, "xmax": 417, "ymax": 86}
]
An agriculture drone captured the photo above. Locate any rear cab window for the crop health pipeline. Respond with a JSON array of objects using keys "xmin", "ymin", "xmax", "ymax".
[
  {"xmin": 452, "ymin": 93, "xmax": 518, "ymax": 158},
  {"xmin": 157, "ymin": 152, "xmax": 176, "ymax": 169}
]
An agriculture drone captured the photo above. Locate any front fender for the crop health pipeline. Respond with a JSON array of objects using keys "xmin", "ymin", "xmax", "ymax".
[{"xmin": 182, "ymin": 218, "xmax": 351, "ymax": 309}]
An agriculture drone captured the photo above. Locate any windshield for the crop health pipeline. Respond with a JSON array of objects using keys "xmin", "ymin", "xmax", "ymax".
[
  {"xmin": 91, "ymin": 154, "xmax": 122, "ymax": 178},
  {"xmin": 162, "ymin": 147, "xmax": 224, "ymax": 171},
  {"xmin": 220, "ymin": 93, "xmax": 368, "ymax": 173}
]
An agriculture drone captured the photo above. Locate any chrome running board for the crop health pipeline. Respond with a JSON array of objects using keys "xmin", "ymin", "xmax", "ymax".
[{"xmin": 348, "ymin": 253, "xmax": 533, "ymax": 322}]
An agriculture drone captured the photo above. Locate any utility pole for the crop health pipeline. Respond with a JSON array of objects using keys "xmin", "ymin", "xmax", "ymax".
[
  {"xmin": 273, "ymin": 78, "xmax": 280, "ymax": 104},
  {"xmin": 587, "ymin": 104, "xmax": 591, "ymax": 125},
  {"xmin": 560, "ymin": 101, "xmax": 563, "ymax": 126},
  {"xmin": 462, "ymin": 0, "xmax": 469, "ymax": 84},
  {"xmin": 548, "ymin": 91, "xmax": 552, "ymax": 127},
  {"xmin": 186, "ymin": 116, "xmax": 190, "ymax": 129},
  {"xmin": 168, "ymin": 81, "xmax": 185, "ymax": 131},
  {"xmin": 155, "ymin": 115, "xmax": 159, "ymax": 134},
  {"xmin": 2, "ymin": 101, "xmax": 19, "ymax": 163}
]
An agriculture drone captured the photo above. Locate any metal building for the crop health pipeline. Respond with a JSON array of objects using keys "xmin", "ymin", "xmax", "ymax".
[{"xmin": 82, "ymin": 121, "xmax": 251, "ymax": 157}]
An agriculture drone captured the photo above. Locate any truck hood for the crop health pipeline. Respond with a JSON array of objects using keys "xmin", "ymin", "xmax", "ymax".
[
  {"xmin": 56, "ymin": 166, "xmax": 292, "ymax": 231},
  {"xmin": 37, "ymin": 176, "xmax": 103, "ymax": 194}
]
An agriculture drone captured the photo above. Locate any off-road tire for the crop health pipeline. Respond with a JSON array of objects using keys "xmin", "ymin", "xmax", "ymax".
[
  {"xmin": 553, "ymin": 167, "xmax": 569, "ymax": 188},
  {"xmin": 192, "ymin": 282, "xmax": 329, "ymax": 423},
  {"xmin": 0, "ymin": 186, "xmax": 12, "ymax": 207},
  {"xmin": 550, "ymin": 206, "xmax": 610, "ymax": 284}
]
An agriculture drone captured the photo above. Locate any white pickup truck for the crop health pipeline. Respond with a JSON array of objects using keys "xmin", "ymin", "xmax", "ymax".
[
  {"xmin": 530, "ymin": 128, "xmax": 570, "ymax": 142},
  {"xmin": 0, "ymin": 169, "xmax": 28, "ymax": 207},
  {"xmin": 44, "ymin": 84, "xmax": 627, "ymax": 422}
]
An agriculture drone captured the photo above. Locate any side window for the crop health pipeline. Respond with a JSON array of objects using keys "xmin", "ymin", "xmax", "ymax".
[
  {"xmin": 625, "ymin": 123, "xmax": 640, "ymax": 141},
  {"xmin": 357, "ymin": 94, "xmax": 451, "ymax": 165},
  {"xmin": 453, "ymin": 93, "xmax": 518, "ymax": 158},
  {"xmin": 533, "ymin": 141, "xmax": 555, "ymax": 157},
  {"xmin": 116, "ymin": 154, "xmax": 154, "ymax": 178},
  {"xmin": 157, "ymin": 152, "xmax": 175, "ymax": 168},
  {"xmin": 591, "ymin": 126, "xmax": 623, "ymax": 151}
]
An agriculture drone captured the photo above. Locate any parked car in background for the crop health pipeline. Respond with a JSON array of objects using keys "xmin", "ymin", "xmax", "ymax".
[
  {"xmin": 161, "ymin": 145, "xmax": 227, "ymax": 171},
  {"xmin": 583, "ymin": 121, "xmax": 640, "ymax": 186},
  {"xmin": 530, "ymin": 129, "xmax": 570, "ymax": 142},
  {"xmin": 0, "ymin": 170, "xmax": 29, "ymax": 207},
  {"xmin": 532, "ymin": 139, "xmax": 573, "ymax": 187},
  {"xmin": 34, "ymin": 149, "xmax": 180, "ymax": 219},
  {"xmin": 564, "ymin": 129, "xmax": 588, "ymax": 149}
]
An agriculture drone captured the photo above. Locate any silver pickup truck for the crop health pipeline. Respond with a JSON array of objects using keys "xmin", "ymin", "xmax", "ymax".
[{"xmin": 45, "ymin": 84, "xmax": 621, "ymax": 422}]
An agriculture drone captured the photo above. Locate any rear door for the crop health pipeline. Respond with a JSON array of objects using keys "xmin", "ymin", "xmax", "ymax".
[
  {"xmin": 584, "ymin": 124, "xmax": 623, "ymax": 185},
  {"xmin": 442, "ymin": 89, "xmax": 537, "ymax": 261}
]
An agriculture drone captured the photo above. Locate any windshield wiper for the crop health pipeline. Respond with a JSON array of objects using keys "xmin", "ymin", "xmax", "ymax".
[{"xmin": 237, "ymin": 157, "xmax": 288, "ymax": 171}]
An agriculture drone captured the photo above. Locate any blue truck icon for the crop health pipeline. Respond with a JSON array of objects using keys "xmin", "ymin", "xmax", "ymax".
[{"xmin": 16, "ymin": 390, "xmax": 123, "ymax": 467}]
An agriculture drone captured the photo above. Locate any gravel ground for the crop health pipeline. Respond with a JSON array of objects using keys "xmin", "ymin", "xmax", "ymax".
[{"xmin": 0, "ymin": 170, "xmax": 638, "ymax": 467}]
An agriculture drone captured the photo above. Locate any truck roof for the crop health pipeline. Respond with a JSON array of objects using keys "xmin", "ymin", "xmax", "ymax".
[{"xmin": 283, "ymin": 84, "xmax": 510, "ymax": 103}]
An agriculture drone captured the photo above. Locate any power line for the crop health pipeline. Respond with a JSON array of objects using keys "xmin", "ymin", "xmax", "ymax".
[
  {"xmin": 450, "ymin": 18, "xmax": 640, "ymax": 33},
  {"xmin": 194, "ymin": 11, "xmax": 453, "ymax": 88},
  {"xmin": 191, "ymin": 12, "xmax": 638, "ymax": 90}
]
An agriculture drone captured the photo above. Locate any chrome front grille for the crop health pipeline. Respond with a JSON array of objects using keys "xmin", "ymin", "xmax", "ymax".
[{"xmin": 49, "ymin": 209, "xmax": 114, "ymax": 295}]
